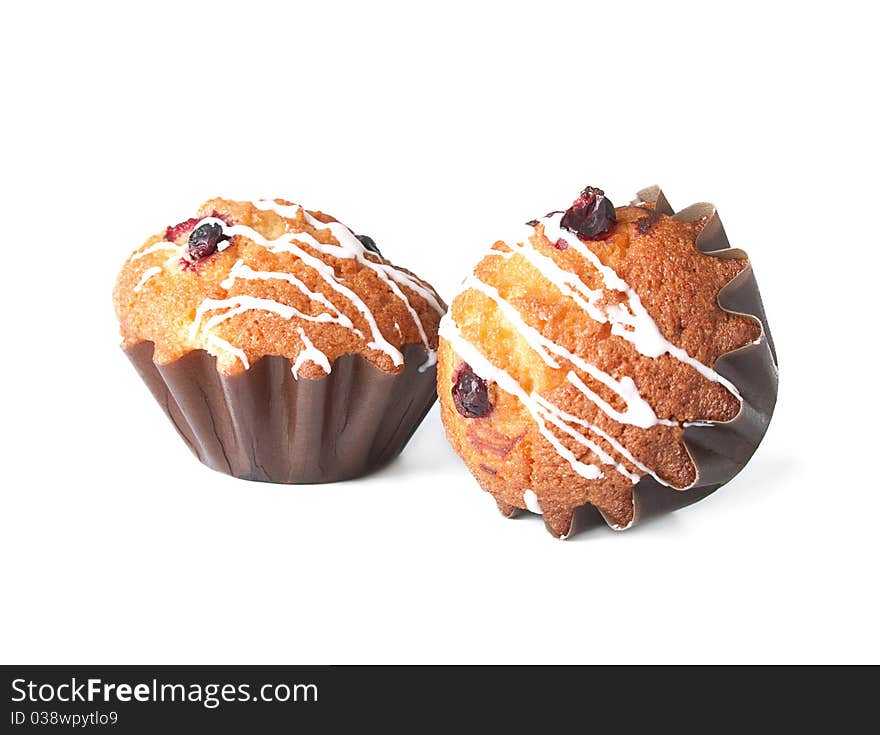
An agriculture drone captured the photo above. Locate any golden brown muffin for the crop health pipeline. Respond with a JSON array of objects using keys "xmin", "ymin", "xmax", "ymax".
[
  {"xmin": 438, "ymin": 187, "xmax": 763, "ymax": 536},
  {"xmin": 115, "ymin": 198, "xmax": 443, "ymax": 376},
  {"xmin": 114, "ymin": 198, "xmax": 445, "ymax": 484}
]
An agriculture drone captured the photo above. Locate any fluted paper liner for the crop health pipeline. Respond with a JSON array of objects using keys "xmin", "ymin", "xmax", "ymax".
[
  {"xmin": 126, "ymin": 342, "xmax": 438, "ymax": 483},
  {"xmin": 512, "ymin": 187, "xmax": 779, "ymax": 537}
]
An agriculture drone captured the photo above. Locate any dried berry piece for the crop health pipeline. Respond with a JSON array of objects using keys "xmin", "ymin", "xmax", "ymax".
[
  {"xmin": 186, "ymin": 222, "xmax": 227, "ymax": 262},
  {"xmin": 356, "ymin": 234, "xmax": 383, "ymax": 258},
  {"xmin": 560, "ymin": 186, "xmax": 616, "ymax": 240},
  {"xmin": 452, "ymin": 362, "xmax": 493, "ymax": 418},
  {"xmin": 525, "ymin": 219, "xmax": 539, "ymax": 227}
]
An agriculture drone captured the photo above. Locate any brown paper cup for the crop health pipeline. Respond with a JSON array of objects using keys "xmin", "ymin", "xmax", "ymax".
[
  {"xmin": 592, "ymin": 186, "xmax": 779, "ymax": 532},
  {"xmin": 125, "ymin": 342, "xmax": 438, "ymax": 483}
]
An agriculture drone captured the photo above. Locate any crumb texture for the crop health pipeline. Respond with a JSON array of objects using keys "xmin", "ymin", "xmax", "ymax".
[
  {"xmin": 114, "ymin": 199, "xmax": 445, "ymax": 376},
  {"xmin": 438, "ymin": 200, "xmax": 761, "ymax": 535}
]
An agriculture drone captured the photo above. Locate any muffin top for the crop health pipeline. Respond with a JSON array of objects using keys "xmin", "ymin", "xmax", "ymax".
[
  {"xmin": 438, "ymin": 187, "xmax": 763, "ymax": 533},
  {"xmin": 114, "ymin": 198, "xmax": 445, "ymax": 376}
]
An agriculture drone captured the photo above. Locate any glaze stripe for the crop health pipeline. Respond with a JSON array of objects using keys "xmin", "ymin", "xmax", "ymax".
[
  {"xmin": 523, "ymin": 489, "xmax": 543, "ymax": 514},
  {"xmin": 220, "ymin": 259, "xmax": 361, "ymax": 334},
  {"xmin": 439, "ymin": 318, "xmax": 604, "ymax": 481},
  {"xmin": 133, "ymin": 266, "xmax": 161, "ymax": 293},
  {"xmin": 289, "ymin": 203, "xmax": 445, "ymax": 316},
  {"xmin": 534, "ymin": 392, "xmax": 668, "ymax": 485},
  {"xmin": 463, "ymin": 273, "xmax": 668, "ymax": 429},
  {"xmin": 531, "ymin": 394, "xmax": 641, "ymax": 483},
  {"xmin": 130, "ymin": 242, "xmax": 179, "ymax": 262},
  {"xmin": 291, "ymin": 202, "xmax": 444, "ymax": 368},
  {"xmin": 206, "ymin": 334, "xmax": 249, "ymax": 370},
  {"xmin": 255, "ymin": 199, "xmax": 444, "ymax": 316},
  {"xmin": 291, "ymin": 327, "xmax": 331, "ymax": 378},
  {"xmin": 191, "ymin": 295, "xmax": 343, "ymax": 340},
  {"xmin": 540, "ymin": 213, "xmax": 742, "ymax": 399},
  {"xmin": 192, "ymin": 216, "xmax": 405, "ymax": 366}
]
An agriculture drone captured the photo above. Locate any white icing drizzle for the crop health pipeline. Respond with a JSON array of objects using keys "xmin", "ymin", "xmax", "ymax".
[
  {"xmin": 251, "ymin": 199, "xmax": 304, "ymax": 219},
  {"xmin": 133, "ymin": 266, "xmax": 161, "ymax": 293},
  {"xmin": 534, "ymin": 394, "xmax": 667, "ymax": 485},
  {"xmin": 254, "ymin": 199, "xmax": 445, "ymax": 315},
  {"xmin": 292, "ymin": 327, "xmax": 331, "ymax": 379},
  {"xmin": 130, "ymin": 241, "xmax": 180, "ymax": 262},
  {"xmin": 439, "ymin": 317, "xmax": 603, "ymax": 481},
  {"xmin": 191, "ymin": 216, "xmax": 405, "ymax": 366},
  {"xmin": 191, "ymin": 295, "xmax": 342, "ymax": 342},
  {"xmin": 206, "ymin": 334, "xmax": 249, "ymax": 370},
  {"xmin": 254, "ymin": 200, "xmax": 445, "ymax": 316},
  {"xmin": 540, "ymin": 213, "xmax": 742, "ymax": 400},
  {"xmin": 303, "ymin": 211, "xmax": 444, "ymax": 308},
  {"xmin": 506, "ymin": 235, "xmax": 609, "ymax": 323},
  {"xmin": 463, "ymin": 274, "xmax": 667, "ymax": 429},
  {"xmin": 457, "ymin": 277, "xmax": 660, "ymax": 480},
  {"xmin": 418, "ymin": 349, "xmax": 437, "ymax": 374},
  {"xmin": 530, "ymin": 394, "xmax": 641, "ymax": 483},
  {"xmin": 523, "ymin": 490, "xmax": 543, "ymax": 515},
  {"xmin": 220, "ymin": 259, "xmax": 361, "ymax": 335},
  {"xmin": 294, "ymin": 206, "xmax": 441, "ymax": 360}
]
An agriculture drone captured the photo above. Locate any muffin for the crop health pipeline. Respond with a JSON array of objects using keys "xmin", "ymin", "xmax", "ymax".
[
  {"xmin": 114, "ymin": 198, "xmax": 445, "ymax": 483},
  {"xmin": 438, "ymin": 186, "xmax": 777, "ymax": 537}
]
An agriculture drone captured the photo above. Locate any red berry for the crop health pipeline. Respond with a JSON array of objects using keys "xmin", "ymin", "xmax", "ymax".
[
  {"xmin": 452, "ymin": 362, "xmax": 493, "ymax": 418},
  {"xmin": 185, "ymin": 222, "xmax": 227, "ymax": 262},
  {"xmin": 560, "ymin": 186, "xmax": 616, "ymax": 240}
]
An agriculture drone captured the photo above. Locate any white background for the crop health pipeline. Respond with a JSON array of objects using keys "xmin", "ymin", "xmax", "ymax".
[{"xmin": 1, "ymin": 1, "xmax": 877, "ymax": 664}]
